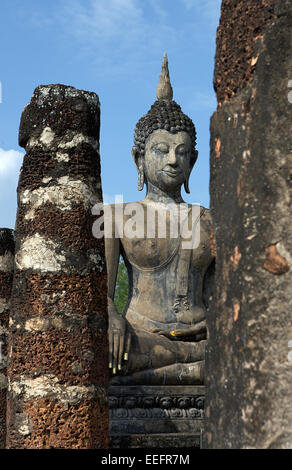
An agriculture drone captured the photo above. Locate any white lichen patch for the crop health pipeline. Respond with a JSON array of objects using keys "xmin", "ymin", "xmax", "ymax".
[
  {"xmin": 0, "ymin": 298, "xmax": 8, "ymax": 314},
  {"xmin": 0, "ymin": 353, "xmax": 7, "ymax": 371},
  {"xmin": 20, "ymin": 177, "xmax": 100, "ymax": 220},
  {"xmin": 40, "ymin": 127, "xmax": 55, "ymax": 146},
  {"xmin": 37, "ymin": 86, "xmax": 51, "ymax": 102},
  {"xmin": 0, "ymin": 373, "xmax": 7, "ymax": 389},
  {"xmin": 55, "ymin": 151, "xmax": 70, "ymax": 162},
  {"xmin": 24, "ymin": 317, "xmax": 51, "ymax": 332},
  {"xmin": 15, "ymin": 413, "xmax": 34, "ymax": 436},
  {"xmin": 35, "ymin": 85, "xmax": 99, "ymax": 109},
  {"xmin": 63, "ymin": 87, "xmax": 100, "ymax": 108},
  {"xmin": 24, "ymin": 314, "xmax": 76, "ymax": 332},
  {"xmin": 26, "ymin": 136, "xmax": 38, "ymax": 148},
  {"xmin": 58, "ymin": 133, "xmax": 99, "ymax": 151},
  {"xmin": 27, "ymin": 127, "xmax": 55, "ymax": 149},
  {"xmin": 9, "ymin": 374, "xmax": 97, "ymax": 405},
  {"xmin": 89, "ymin": 253, "xmax": 102, "ymax": 265},
  {"xmin": 42, "ymin": 177, "xmax": 52, "ymax": 184},
  {"xmin": 0, "ymin": 324, "xmax": 7, "ymax": 336},
  {"xmin": 15, "ymin": 234, "xmax": 66, "ymax": 272},
  {"xmin": 0, "ymin": 251, "xmax": 14, "ymax": 272}
]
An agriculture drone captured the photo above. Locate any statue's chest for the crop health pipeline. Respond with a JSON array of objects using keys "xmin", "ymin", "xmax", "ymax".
[
  {"xmin": 121, "ymin": 235, "xmax": 179, "ymax": 270},
  {"xmin": 119, "ymin": 208, "xmax": 212, "ymax": 271}
]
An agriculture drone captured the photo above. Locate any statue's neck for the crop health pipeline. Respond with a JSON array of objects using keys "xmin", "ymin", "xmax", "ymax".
[{"xmin": 144, "ymin": 183, "xmax": 184, "ymax": 205}]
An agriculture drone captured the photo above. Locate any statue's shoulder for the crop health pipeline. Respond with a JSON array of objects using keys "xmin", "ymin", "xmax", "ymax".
[
  {"xmin": 198, "ymin": 206, "xmax": 215, "ymax": 259},
  {"xmin": 194, "ymin": 205, "xmax": 214, "ymax": 233},
  {"xmin": 189, "ymin": 204, "xmax": 213, "ymax": 226},
  {"xmin": 200, "ymin": 206, "xmax": 212, "ymax": 222}
]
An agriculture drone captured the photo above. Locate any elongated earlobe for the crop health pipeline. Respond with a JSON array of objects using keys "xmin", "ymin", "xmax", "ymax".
[
  {"xmin": 132, "ymin": 146, "xmax": 145, "ymax": 192},
  {"xmin": 184, "ymin": 176, "xmax": 190, "ymax": 194},
  {"xmin": 184, "ymin": 150, "xmax": 198, "ymax": 194},
  {"xmin": 138, "ymin": 169, "xmax": 145, "ymax": 191}
]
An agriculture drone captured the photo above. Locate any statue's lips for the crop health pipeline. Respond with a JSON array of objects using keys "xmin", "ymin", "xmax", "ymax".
[{"xmin": 163, "ymin": 169, "xmax": 181, "ymax": 177}]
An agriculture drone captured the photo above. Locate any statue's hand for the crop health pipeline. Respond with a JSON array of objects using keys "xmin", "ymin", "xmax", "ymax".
[
  {"xmin": 156, "ymin": 320, "xmax": 207, "ymax": 341},
  {"xmin": 108, "ymin": 298, "xmax": 131, "ymax": 374},
  {"xmin": 171, "ymin": 320, "xmax": 207, "ymax": 339}
]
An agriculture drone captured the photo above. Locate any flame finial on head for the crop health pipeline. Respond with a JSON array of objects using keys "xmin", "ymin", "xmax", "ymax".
[
  {"xmin": 156, "ymin": 52, "xmax": 173, "ymax": 101},
  {"xmin": 134, "ymin": 52, "xmax": 197, "ymax": 178}
]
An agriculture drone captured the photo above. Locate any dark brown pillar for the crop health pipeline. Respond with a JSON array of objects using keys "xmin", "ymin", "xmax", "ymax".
[
  {"xmin": 0, "ymin": 229, "xmax": 14, "ymax": 448},
  {"xmin": 205, "ymin": 0, "xmax": 292, "ymax": 448},
  {"xmin": 6, "ymin": 85, "xmax": 109, "ymax": 448}
]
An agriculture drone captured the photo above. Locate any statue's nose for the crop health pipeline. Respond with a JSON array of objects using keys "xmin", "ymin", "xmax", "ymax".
[{"xmin": 168, "ymin": 148, "xmax": 178, "ymax": 165}]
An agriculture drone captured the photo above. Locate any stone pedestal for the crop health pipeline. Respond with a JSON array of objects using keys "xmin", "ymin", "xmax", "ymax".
[{"xmin": 109, "ymin": 385, "xmax": 204, "ymax": 448}]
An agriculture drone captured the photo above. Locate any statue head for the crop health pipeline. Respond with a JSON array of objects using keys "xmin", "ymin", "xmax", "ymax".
[{"xmin": 132, "ymin": 53, "xmax": 198, "ymax": 195}]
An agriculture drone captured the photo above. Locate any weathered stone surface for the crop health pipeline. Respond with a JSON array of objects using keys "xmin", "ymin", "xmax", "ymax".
[
  {"xmin": 8, "ymin": 398, "xmax": 108, "ymax": 449},
  {"xmin": 0, "ymin": 229, "xmax": 15, "ymax": 448},
  {"xmin": 205, "ymin": 0, "xmax": 292, "ymax": 449},
  {"xmin": 6, "ymin": 85, "xmax": 109, "ymax": 449},
  {"xmin": 214, "ymin": 0, "xmax": 276, "ymax": 105}
]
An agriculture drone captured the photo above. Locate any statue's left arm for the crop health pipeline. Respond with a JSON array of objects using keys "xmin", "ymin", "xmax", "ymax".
[{"xmin": 159, "ymin": 208, "xmax": 216, "ymax": 341}]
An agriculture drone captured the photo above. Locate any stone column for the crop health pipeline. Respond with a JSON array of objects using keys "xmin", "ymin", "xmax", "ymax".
[
  {"xmin": 205, "ymin": 0, "xmax": 292, "ymax": 448},
  {"xmin": 0, "ymin": 229, "xmax": 14, "ymax": 448},
  {"xmin": 6, "ymin": 85, "xmax": 109, "ymax": 448}
]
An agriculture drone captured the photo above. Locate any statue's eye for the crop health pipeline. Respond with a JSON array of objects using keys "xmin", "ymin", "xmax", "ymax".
[
  {"xmin": 154, "ymin": 143, "xmax": 169, "ymax": 153},
  {"xmin": 176, "ymin": 146, "xmax": 186, "ymax": 155}
]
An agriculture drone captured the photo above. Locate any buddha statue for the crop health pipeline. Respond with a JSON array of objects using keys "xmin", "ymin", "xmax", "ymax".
[{"xmin": 105, "ymin": 53, "xmax": 215, "ymax": 386}]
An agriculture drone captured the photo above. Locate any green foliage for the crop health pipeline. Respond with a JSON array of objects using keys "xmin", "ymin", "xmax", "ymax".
[{"xmin": 114, "ymin": 258, "xmax": 129, "ymax": 314}]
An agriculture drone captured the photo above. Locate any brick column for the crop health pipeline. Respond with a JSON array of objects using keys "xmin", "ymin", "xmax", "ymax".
[
  {"xmin": 0, "ymin": 229, "xmax": 14, "ymax": 448},
  {"xmin": 205, "ymin": 0, "xmax": 292, "ymax": 448},
  {"xmin": 6, "ymin": 85, "xmax": 109, "ymax": 448}
]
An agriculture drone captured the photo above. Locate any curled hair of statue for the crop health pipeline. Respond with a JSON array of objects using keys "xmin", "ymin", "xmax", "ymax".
[{"xmin": 133, "ymin": 53, "xmax": 197, "ymax": 166}]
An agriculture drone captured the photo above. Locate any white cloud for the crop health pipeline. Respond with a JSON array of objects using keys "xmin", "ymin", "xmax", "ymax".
[
  {"xmin": 63, "ymin": 0, "xmax": 143, "ymax": 41},
  {"xmin": 48, "ymin": 0, "xmax": 176, "ymax": 75},
  {"xmin": 0, "ymin": 148, "xmax": 24, "ymax": 179},
  {"xmin": 57, "ymin": 0, "xmax": 220, "ymax": 60},
  {"xmin": 27, "ymin": 0, "xmax": 220, "ymax": 79}
]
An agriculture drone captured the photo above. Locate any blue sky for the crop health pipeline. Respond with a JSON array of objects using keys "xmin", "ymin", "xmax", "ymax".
[{"xmin": 0, "ymin": 0, "xmax": 221, "ymax": 229}]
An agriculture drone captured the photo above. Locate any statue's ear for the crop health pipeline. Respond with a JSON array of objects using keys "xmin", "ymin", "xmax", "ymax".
[
  {"xmin": 132, "ymin": 146, "xmax": 145, "ymax": 191},
  {"xmin": 184, "ymin": 150, "xmax": 198, "ymax": 194},
  {"xmin": 132, "ymin": 146, "xmax": 141, "ymax": 169},
  {"xmin": 191, "ymin": 150, "xmax": 198, "ymax": 168}
]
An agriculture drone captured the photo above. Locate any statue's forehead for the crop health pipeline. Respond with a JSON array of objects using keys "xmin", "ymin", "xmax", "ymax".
[{"xmin": 146, "ymin": 129, "xmax": 191, "ymax": 146}]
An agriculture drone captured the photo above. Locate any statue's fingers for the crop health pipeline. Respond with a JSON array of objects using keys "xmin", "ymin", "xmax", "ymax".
[
  {"xmin": 154, "ymin": 329, "xmax": 169, "ymax": 336},
  {"xmin": 172, "ymin": 321, "xmax": 206, "ymax": 338},
  {"xmin": 118, "ymin": 333, "xmax": 125, "ymax": 371},
  {"xmin": 158, "ymin": 331, "xmax": 174, "ymax": 339},
  {"xmin": 154, "ymin": 330, "xmax": 179, "ymax": 340},
  {"xmin": 171, "ymin": 328, "xmax": 190, "ymax": 337},
  {"xmin": 108, "ymin": 330, "xmax": 113, "ymax": 369},
  {"xmin": 124, "ymin": 333, "xmax": 131, "ymax": 361},
  {"xmin": 113, "ymin": 333, "xmax": 119, "ymax": 374},
  {"xmin": 190, "ymin": 321, "xmax": 207, "ymax": 335}
]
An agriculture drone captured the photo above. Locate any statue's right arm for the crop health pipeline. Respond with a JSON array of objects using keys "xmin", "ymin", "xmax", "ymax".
[{"xmin": 105, "ymin": 226, "xmax": 131, "ymax": 374}]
